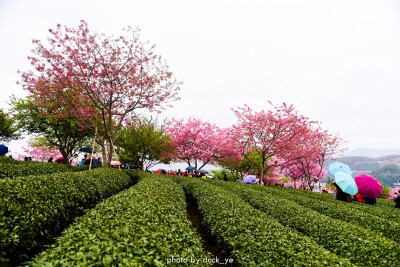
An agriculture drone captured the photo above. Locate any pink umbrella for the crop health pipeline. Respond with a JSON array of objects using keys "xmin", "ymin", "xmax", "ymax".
[{"xmin": 355, "ymin": 174, "xmax": 382, "ymax": 198}]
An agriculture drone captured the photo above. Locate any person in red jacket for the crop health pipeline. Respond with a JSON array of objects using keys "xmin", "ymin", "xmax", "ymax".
[{"xmin": 353, "ymin": 193, "xmax": 364, "ymax": 203}]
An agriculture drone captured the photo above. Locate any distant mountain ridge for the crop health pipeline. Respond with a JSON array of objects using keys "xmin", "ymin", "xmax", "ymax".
[
  {"xmin": 326, "ymin": 146, "xmax": 400, "ymax": 176},
  {"xmin": 344, "ymin": 148, "xmax": 400, "ymax": 158}
]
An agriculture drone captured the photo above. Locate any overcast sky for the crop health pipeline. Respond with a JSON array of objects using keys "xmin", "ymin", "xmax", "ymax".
[{"xmin": 1, "ymin": 0, "xmax": 400, "ymax": 154}]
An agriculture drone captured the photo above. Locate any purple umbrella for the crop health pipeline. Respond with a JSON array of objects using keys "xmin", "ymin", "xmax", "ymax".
[{"xmin": 243, "ymin": 175, "xmax": 256, "ymax": 184}]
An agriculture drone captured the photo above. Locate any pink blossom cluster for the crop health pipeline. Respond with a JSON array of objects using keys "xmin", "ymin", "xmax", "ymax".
[
  {"xmin": 18, "ymin": 21, "xmax": 181, "ymax": 165},
  {"xmin": 15, "ymin": 144, "xmax": 62, "ymax": 162},
  {"xmin": 166, "ymin": 102, "xmax": 343, "ymax": 187}
]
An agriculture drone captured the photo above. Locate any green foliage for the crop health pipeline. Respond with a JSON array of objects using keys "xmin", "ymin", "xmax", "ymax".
[
  {"xmin": 210, "ymin": 169, "xmax": 238, "ymax": 181},
  {"xmin": 0, "ymin": 108, "xmax": 19, "ymax": 141},
  {"xmin": 371, "ymin": 163, "xmax": 400, "ymax": 187},
  {"xmin": 10, "ymin": 96, "xmax": 91, "ymax": 159},
  {"xmin": 250, "ymin": 184, "xmax": 400, "ymax": 239},
  {"xmin": 0, "ymin": 168, "xmax": 132, "ymax": 264},
  {"xmin": 210, "ymin": 180, "xmax": 400, "ymax": 266},
  {"xmin": 379, "ymin": 180, "xmax": 391, "ymax": 199},
  {"xmin": 0, "ymin": 156, "xmax": 19, "ymax": 164},
  {"xmin": 0, "ymin": 158, "xmax": 101, "ymax": 179},
  {"xmin": 30, "ymin": 172, "xmax": 211, "ymax": 266},
  {"xmin": 0, "ymin": 161, "xmax": 70, "ymax": 179},
  {"xmin": 115, "ymin": 117, "xmax": 173, "ymax": 170},
  {"xmin": 217, "ymin": 149, "xmax": 275, "ymax": 180},
  {"xmin": 182, "ymin": 179, "xmax": 351, "ymax": 266},
  {"xmin": 67, "ymin": 165, "xmax": 100, "ymax": 172}
]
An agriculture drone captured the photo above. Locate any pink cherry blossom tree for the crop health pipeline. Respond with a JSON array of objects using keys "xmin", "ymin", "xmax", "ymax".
[
  {"xmin": 280, "ymin": 125, "xmax": 343, "ymax": 189},
  {"xmin": 165, "ymin": 118, "xmax": 238, "ymax": 171},
  {"xmin": 19, "ymin": 21, "xmax": 181, "ymax": 166},
  {"xmin": 232, "ymin": 102, "xmax": 312, "ymax": 185}
]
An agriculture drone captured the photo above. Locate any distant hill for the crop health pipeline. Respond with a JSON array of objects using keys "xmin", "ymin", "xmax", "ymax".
[
  {"xmin": 327, "ymin": 154, "xmax": 400, "ymax": 174},
  {"xmin": 344, "ymin": 148, "xmax": 400, "ymax": 158}
]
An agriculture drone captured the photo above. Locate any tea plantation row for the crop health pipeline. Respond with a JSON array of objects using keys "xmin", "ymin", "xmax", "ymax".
[
  {"xmin": 2, "ymin": 167, "xmax": 399, "ymax": 266},
  {"xmin": 0, "ymin": 157, "xmax": 99, "ymax": 179},
  {"xmin": 177, "ymin": 178, "xmax": 353, "ymax": 266},
  {"xmin": 0, "ymin": 168, "xmax": 133, "ymax": 264},
  {"xmin": 208, "ymin": 180, "xmax": 400, "ymax": 266},
  {"xmin": 268, "ymin": 184, "xmax": 400, "ymax": 225},
  {"xmin": 30, "ymin": 173, "xmax": 211, "ymax": 266}
]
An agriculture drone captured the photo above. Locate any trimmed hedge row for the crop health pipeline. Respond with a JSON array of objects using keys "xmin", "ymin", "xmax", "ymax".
[
  {"xmin": 249, "ymin": 184, "xmax": 400, "ymax": 242},
  {"xmin": 0, "ymin": 156, "xmax": 19, "ymax": 164},
  {"xmin": 0, "ymin": 161, "xmax": 70, "ymax": 179},
  {"xmin": 212, "ymin": 181, "xmax": 400, "ymax": 266},
  {"xmin": 0, "ymin": 168, "xmax": 132, "ymax": 264},
  {"xmin": 181, "ymin": 179, "xmax": 352, "ymax": 266},
  {"xmin": 29, "ymin": 173, "xmax": 212, "ymax": 266},
  {"xmin": 377, "ymin": 198, "xmax": 398, "ymax": 207},
  {"xmin": 285, "ymin": 185, "xmax": 399, "ymax": 210},
  {"xmin": 0, "ymin": 159, "xmax": 102, "ymax": 179}
]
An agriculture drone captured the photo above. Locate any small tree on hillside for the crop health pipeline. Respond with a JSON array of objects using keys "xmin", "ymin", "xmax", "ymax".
[{"xmin": 115, "ymin": 117, "xmax": 173, "ymax": 170}]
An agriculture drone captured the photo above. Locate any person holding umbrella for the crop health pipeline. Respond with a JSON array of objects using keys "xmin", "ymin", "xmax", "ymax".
[
  {"xmin": 333, "ymin": 180, "xmax": 347, "ymax": 201},
  {"xmin": 332, "ymin": 180, "xmax": 353, "ymax": 202},
  {"xmin": 364, "ymin": 196, "xmax": 376, "ymax": 205},
  {"xmin": 331, "ymin": 172, "xmax": 358, "ymax": 202},
  {"xmin": 394, "ymin": 190, "xmax": 400, "ymax": 208},
  {"xmin": 354, "ymin": 174, "xmax": 381, "ymax": 205}
]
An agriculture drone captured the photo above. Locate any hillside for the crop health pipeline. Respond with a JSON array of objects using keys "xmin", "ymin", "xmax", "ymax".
[{"xmin": 328, "ymin": 154, "xmax": 400, "ymax": 172}]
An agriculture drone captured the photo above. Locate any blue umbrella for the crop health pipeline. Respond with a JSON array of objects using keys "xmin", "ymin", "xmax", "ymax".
[
  {"xmin": 243, "ymin": 175, "xmax": 256, "ymax": 184},
  {"xmin": 0, "ymin": 145, "xmax": 9, "ymax": 156},
  {"xmin": 335, "ymin": 172, "xmax": 358, "ymax": 195},
  {"xmin": 125, "ymin": 164, "xmax": 133, "ymax": 169},
  {"xmin": 79, "ymin": 147, "xmax": 96, "ymax": 153},
  {"xmin": 328, "ymin": 162, "xmax": 353, "ymax": 176},
  {"xmin": 186, "ymin": 166, "xmax": 195, "ymax": 171}
]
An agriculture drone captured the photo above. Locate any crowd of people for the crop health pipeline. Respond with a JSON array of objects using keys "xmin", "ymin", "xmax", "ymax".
[{"xmin": 45, "ymin": 154, "xmax": 103, "ymax": 166}]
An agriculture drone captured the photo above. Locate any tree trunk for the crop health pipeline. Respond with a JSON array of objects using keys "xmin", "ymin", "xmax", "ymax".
[
  {"xmin": 99, "ymin": 137, "xmax": 108, "ymax": 167},
  {"xmin": 60, "ymin": 149, "xmax": 69, "ymax": 165},
  {"xmin": 107, "ymin": 139, "xmax": 113, "ymax": 167},
  {"xmin": 260, "ymin": 161, "xmax": 264, "ymax": 186}
]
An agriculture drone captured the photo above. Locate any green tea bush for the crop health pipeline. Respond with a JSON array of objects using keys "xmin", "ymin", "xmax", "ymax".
[
  {"xmin": 0, "ymin": 161, "xmax": 70, "ymax": 179},
  {"xmin": 0, "ymin": 156, "xmax": 19, "ymax": 164},
  {"xmin": 248, "ymin": 184, "xmax": 400, "ymax": 242},
  {"xmin": 67, "ymin": 165, "xmax": 100, "ymax": 172},
  {"xmin": 377, "ymin": 198, "xmax": 398, "ymax": 207},
  {"xmin": 183, "ymin": 179, "xmax": 352, "ymax": 266},
  {"xmin": 212, "ymin": 181, "xmax": 400, "ymax": 266},
  {"xmin": 29, "ymin": 174, "xmax": 211, "ymax": 266},
  {"xmin": 0, "ymin": 168, "xmax": 132, "ymax": 264}
]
